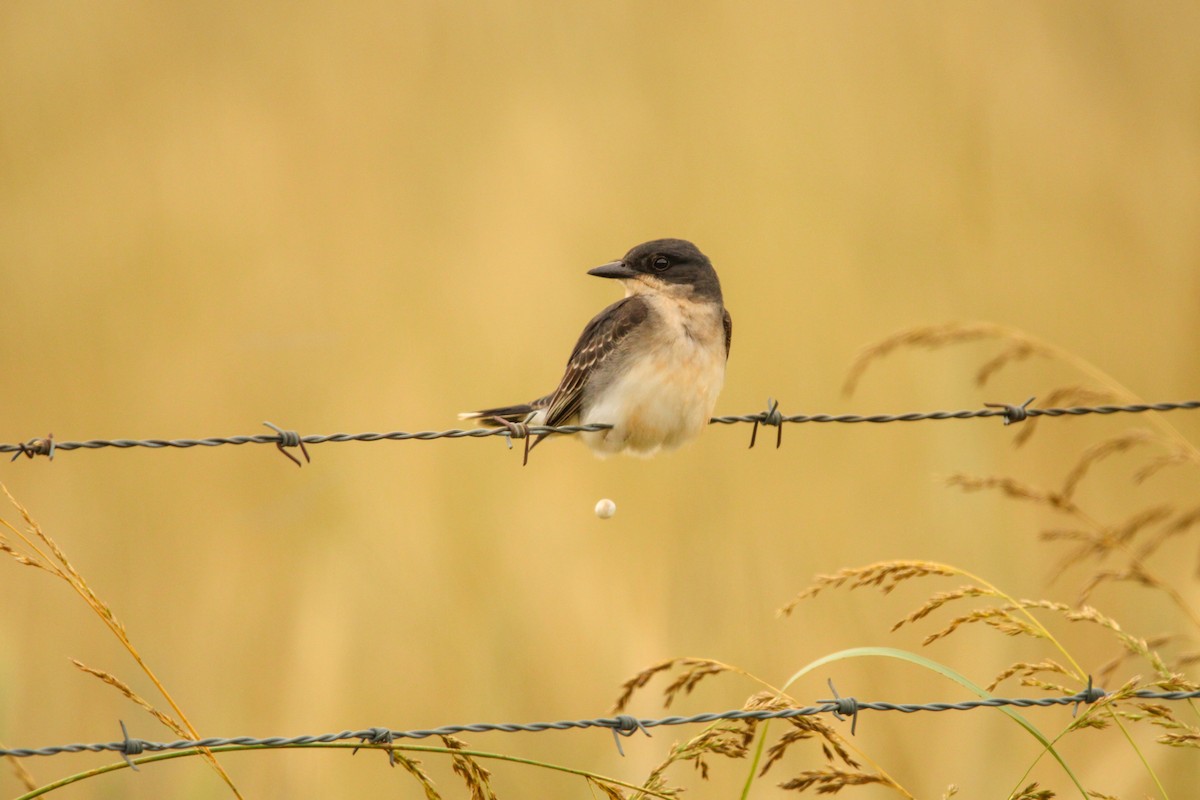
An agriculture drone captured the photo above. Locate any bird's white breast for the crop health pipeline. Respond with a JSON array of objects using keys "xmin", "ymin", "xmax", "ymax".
[{"xmin": 581, "ymin": 292, "xmax": 726, "ymax": 456}]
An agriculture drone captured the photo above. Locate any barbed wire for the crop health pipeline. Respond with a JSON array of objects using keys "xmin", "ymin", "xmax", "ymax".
[
  {"xmin": 3, "ymin": 683, "xmax": 1198, "ymax": 766},
  {"xmin": 4, "ymin": 398, "xmax": 1198, "ymax": 465}
]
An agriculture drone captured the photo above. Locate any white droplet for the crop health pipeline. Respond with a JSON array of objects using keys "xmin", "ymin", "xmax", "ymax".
[{"xmin": 594, "ymin": 498, "xmax": 617, "ymax": 519}]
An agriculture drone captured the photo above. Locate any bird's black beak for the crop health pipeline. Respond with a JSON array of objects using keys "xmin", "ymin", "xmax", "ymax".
[{"xmin": 587, "ymin": 260, "xmax": 638, "ymax": 280}]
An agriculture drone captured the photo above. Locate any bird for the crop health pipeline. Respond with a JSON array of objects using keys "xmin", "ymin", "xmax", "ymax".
[{"xmin": 459, "ymin": 238, "xmax": 731, "ymax": 462}]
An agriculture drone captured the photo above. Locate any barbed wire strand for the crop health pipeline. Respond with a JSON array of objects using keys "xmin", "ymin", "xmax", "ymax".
[
  {"xmin": 3, "ymin": 399, "xmax": 1198, "ymax": 465},
  {"xmin": 4, "ymin": 684, "xmax": 1199, "ymax": 761}
]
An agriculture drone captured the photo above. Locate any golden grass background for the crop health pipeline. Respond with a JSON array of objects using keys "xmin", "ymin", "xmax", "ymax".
[{"xmin": 2, "ymin": 2, "xmax": 1199, "ymax": 797}]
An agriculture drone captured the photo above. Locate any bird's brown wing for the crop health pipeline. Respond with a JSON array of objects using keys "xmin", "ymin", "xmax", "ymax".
[{"xmin": 542, "ymin": 296, "xmax": 651, "ymax": 429}]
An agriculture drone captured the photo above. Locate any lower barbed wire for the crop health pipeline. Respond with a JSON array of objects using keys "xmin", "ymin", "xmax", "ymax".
[{"xmin": 5, "ymin": 685, "xmax": 1199, "ymax": 760}]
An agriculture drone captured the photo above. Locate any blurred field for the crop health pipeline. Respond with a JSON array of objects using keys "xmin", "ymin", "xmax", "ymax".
[{"xmin": 2, "ymin": 2, "xmax": 1199, "ymax": 797}]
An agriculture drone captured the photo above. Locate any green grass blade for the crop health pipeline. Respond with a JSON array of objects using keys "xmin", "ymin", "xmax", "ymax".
[{"xmin": 741, "ymin": 647, "xmax": 1087, "ymax": 799}]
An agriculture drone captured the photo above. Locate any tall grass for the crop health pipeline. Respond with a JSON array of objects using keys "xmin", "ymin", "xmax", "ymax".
[
  {"xmin": 609, "ymin": 324, "xmax": 1198, "ymax": 798},
  {"xmin": 3, "ymin": 323, "xmax": 1196, "ymax": 798}
]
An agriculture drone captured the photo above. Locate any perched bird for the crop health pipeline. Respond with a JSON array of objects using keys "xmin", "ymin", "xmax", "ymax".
[{"xmin": 460, "ymin": 238, "xmax": 731, "ymax": 461}]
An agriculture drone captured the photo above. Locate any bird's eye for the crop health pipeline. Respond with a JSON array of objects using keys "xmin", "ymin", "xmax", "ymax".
[{"xmin": 652, "ymin": 256, "xmax": 670, "ymax": 272}]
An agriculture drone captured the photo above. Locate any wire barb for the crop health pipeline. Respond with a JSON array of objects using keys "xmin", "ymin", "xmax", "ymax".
[
  {"xmin": 490, "ymin": 417, "xmax": 532, "ymax": 466},
  {"xmin": 118, "ymin": 720, "xmax": 145, "ymax": 771},
  {"xmin": 353, "ymin": 727, "xmax": 397, "ymax": 766},
  {"xmin": 1073, "ymin": 676, "xmax": 1106, "ymax": 717},
  {"xmin": 820, "ymin": 679, "xmax": 860, "ymax": 735},
  {"xmin": 9, "ymin": 433, "xmax": 55, "ymax": 462},
  {"xmin": 748, "ymin": 398, "xmax": 784, "ymax": 449},
  {"xmin": 984, "ymin": 396, "xmax": 1036, "ymax": 425},
  {"xmin": 263, "ymin": 421, "xmax": 310, "ymax": 467},
  {"xmin": 607, "ymin": 714, "xmax": 651, "ymax": 757}
]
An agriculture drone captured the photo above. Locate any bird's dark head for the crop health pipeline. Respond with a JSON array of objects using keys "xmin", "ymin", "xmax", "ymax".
[{"xmin": 587, "ymin": 239, "xmax": 722, "ymax": 303}]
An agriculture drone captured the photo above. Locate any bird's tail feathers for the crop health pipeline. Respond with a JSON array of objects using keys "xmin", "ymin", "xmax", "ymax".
[
  {"xmin": 458, "ymin": 394, "xmax": 553, "ymax": 427},
  {"xmin": 458, "ymin": 404, "xmax": 535, "ymax": 426}
]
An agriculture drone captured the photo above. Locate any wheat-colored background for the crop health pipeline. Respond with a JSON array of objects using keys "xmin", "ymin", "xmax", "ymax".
[{"xmin": 2, "ymin": 3, "xmax": 1199, "ymax": 798}]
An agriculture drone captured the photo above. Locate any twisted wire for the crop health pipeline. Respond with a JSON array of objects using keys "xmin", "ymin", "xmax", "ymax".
[
  {"xmin": 3, "ymin": 686, "xmax": 1197, "ymax": 759},
  {"xmin": 709, "ymin": 400, "xmax": 1200, "ymax": 426},
  {"xmin": 2, "ymin": 425, "xmax": 611, "ymax": 454},
  {"xmin": 3, "ymin": 400, "xmax": 1197, "ymax": 461}
]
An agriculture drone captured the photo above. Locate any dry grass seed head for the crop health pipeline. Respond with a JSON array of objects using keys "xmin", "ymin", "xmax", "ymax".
[
  {"xmin": 439, "ymin": 735, "xmax": 497, "ymax": 800},
  {"xmin": 974, "ymin": 339, "xmax": 1045, "ymax": 387},
  {"xmin": 1011, "ymin": 386, "xmax": 1123, "ymax": 448},
  {"xmin": 1177, "ymin": 651, "xmax": 1200, "ymax": 668},
  {"xmin": 1094, "ymin": 634, "xmax": 1174, "ymax": 686},
  {"xmin": 778, "ymin": 767, "xmax": 897, "ymax": 794},
  {"xmin": 1104, "ymin": 506, "xmax": 1171, "ymax": 553},
  {"xmin": 1134, "ymin": 504, "xmax": 1200, "ymax": 565},
  {"xmin": 613, "ymin": 659, "xmax": 681, "ymax": 713},
  {"xmin": 588, "ymin": 776, "xmax": 628, "ymax": 800},
  {"xmin": 987, "ymin": 659, "xmax": 1074, "ymax": 693},
  {"xmin": 1039, "ymin": 528, "xmax": 1096, "ymax": 545},
  {"xmin": 629, "ymin": 766, "xmax": 678, "ymax": 800},
  {"xmin": 839, "ymin": 321, "xmax": 1135, "ymax": 448},
  {"xmin": 1, "ymin": 486, "xmax": 125, "ymax": 636},
  {"xmin": 670, "ymin": 690, "xmax": 800, "ymax": 778},
  {"xmin": 1135, "ymin": 446, "xmax": 1200, "ymax": 483},
  {"xmin": 759, "ymin": 716, "xmax": 860, "ymax": 778},
  {"xmin": 758, "ymin": 729, "xmax": 818, "ymax": 778},
  {"xmin": 0, "ymin": 538, "xmax": 39, "ymax": 568},
  {"xmin": 944, "ymin": 474, "xmax": 1077, "ymax": 514},
  {"xmin": 1100, "ymin": 675, "xmax": 1142, "ymax": 702},
  {"xmin": 0, "ymin": 500, "xmax": 52, "ymax": 573},
  {"xmin": 1159, "ymin": 732, "xmax": 1200, "ymax": 748},
  {"xmin": 1127, "ymin": 702, "xmax": 1176, "ymax": 725},
  {"xmin": 1072, "ymin": 715, "xmax": 1110, "ymax": 731},
  {"xmin": 1076, "ymin": 563, "xmax": 1161, "ymax": 606},
  {"xmin": 634, "ymin": 728, "xmax": 741, "ymax": 794},
  {"xmin": 1062, "ymin": 605, "xmax": 1175, "ymax": 680},
  {"xmin": 1115, "ymin": 696, "xmax": 1199, "ymax": 738},
  {"xmin": 1064, "ymin": 677, "xmax": 1140, "ymax": 734},
  {"xmin": 3, "ymin": 487, "xmax": 239, "ymax": 796},
  {"xmin": 737, "ymin": 691, "xmax": 793, "ymax": 751},
  {"xmin": 921, "ymin": 597, "xmax": 1069, "ymax": 646},
  {"xmin": 614, "ymin": 658, "xmax": 738, "ymax": 714},
  {"xmin": 841, "ymin": 322, "xmax": 1050, "ymax": 397},
  {"xmin": 663, "ymin": 660, "xmax": 729, "ymax": 708},
  {"xmin": 1040, "ymin": 601, "xmax": 1169, "ymax": 676},
  {"xmin": 1154, "ymin": 674, "xmax": 1198, "ymax": 692},
  {"xmin": 780, "ymin": 561, "xmax": 956, "ymax": 616},
  {"xmin": 923, "ymin": 605, "xmax": 1043, "ymax": 646},
  {"xmin": 1060, "ymin": 430, "xmax": 1156, "ymax": 501},
  {"xmin": 70, "ymin": 659, "xmax": 186, "ymax": 737},
  {"xmin": 891, "ymin": 585, "xmax": 995, "ymax": 632},
  {"xmin": 635, "ymin": 692, "xmax": 789, "ymax": 795},
  {"xmin": 1010, "ymin": 783, "xmax": 1055, "ymax": 800},
  {"xmin": 1019, "ymin": 677, "xmax": 1073, "ymax": 695},
  {"xmin": 392, "ymin": 752, "xmax": 442, "ymax": 800},
  {"xmin": 1, "ymin": 485, "xmax": 75, "ymax": 578},
  {"xmin": 1058, "ymin": 506, "xmax": 1172, "ymax": 597},
  {"xmin": 683, "ymin": 723, "xmax": 753, "ymax": 779},
  {"xmin": 746, "ymin": 690, "xmax": 795, "ymax": 712},
  {"xmin": 633, "ymin": 749, "xmax": 683, "ymax": 800}
]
